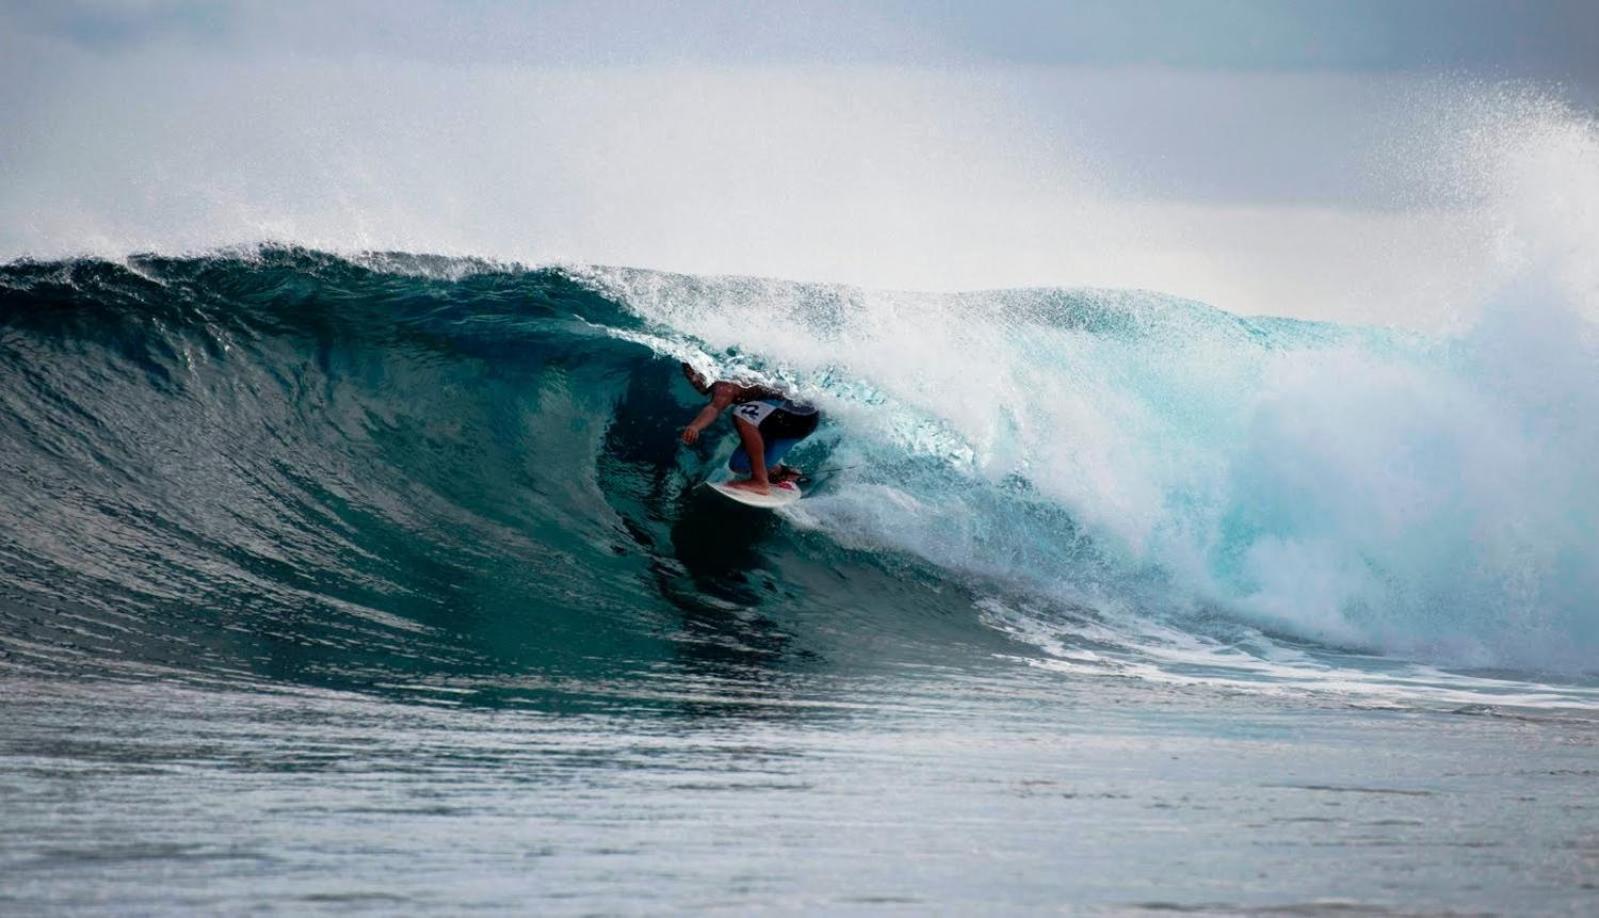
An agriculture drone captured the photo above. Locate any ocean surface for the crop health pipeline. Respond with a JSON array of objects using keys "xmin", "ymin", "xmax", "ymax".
[{"xmin": 2, "ymin": 248, "xmax": 1596, "ymax": 914}]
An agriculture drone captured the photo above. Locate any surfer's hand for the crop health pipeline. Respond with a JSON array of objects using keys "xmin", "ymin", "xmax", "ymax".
[{"xmin": 679, "ymin": 426, "xmax": 699, "ymax": 445}]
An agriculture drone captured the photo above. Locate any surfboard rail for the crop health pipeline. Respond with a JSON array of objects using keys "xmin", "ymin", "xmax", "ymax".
[{"xmin": 703, "ymin": 479, "xmax": 802, "ymax": 508}]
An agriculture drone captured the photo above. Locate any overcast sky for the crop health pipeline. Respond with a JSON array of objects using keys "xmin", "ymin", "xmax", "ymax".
[
  {"xmin": 4, "ymin": 1, "xmax": 1597, "ymax": 327},
  {"xmin": 12, "ymin": 1, "xmax": 1599, "ymax": 84}
]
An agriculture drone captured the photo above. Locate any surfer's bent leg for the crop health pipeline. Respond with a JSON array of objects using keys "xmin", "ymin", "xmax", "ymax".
[
  {"xmin": 731, "ymin": 415, "xmax": 770, "ymax": 491},
  {"xmin": 762, "ymin": 403, "xmax": 819, "ymax": 483},
  {"xmin": 727, "ymin": 400, "xmax": 783, "ymax": 491},
  {"xmin": 727, "ymin": 400, "xmax": 819, "ymax": 491}
]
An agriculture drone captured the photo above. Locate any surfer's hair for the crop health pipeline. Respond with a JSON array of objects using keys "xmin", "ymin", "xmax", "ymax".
[{"xmin": 680, "ymin": 362, "xmax": 710, "ymax": 394}]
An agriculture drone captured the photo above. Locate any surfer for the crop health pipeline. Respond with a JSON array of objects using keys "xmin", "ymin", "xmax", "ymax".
[{"xmin": 678, "ymin": 363, "xmax": 819, "ymax": 494}]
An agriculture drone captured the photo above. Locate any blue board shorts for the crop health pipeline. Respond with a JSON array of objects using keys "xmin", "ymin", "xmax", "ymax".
[{"xmin": 728, "ymin": 400, "xmax": 820, "ymax": 474}]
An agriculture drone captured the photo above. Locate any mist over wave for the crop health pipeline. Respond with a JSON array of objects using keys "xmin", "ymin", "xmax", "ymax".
[{"xmin": 2, "ymin": 21, "xmax": 1592, "ymax": 330}]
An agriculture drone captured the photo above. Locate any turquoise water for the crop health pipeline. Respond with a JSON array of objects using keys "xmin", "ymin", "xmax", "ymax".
[{"xmin": 2, "ymin": 249, "xmax": 1596, "ymax": 913}]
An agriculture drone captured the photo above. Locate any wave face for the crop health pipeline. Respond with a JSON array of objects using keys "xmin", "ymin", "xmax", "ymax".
[{"xmin": 2, "ymin": 249, "xmax": 1596, "ymax": 703}]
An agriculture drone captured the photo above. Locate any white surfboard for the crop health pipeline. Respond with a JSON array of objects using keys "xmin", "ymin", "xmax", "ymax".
[{"xmin": 704, "ymin": 479, "xmax": 803, "ymax": 508}]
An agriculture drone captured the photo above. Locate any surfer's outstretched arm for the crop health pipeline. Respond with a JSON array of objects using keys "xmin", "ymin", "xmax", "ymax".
[{"xmin": 680, "ymin": 385, "xmax": 733, "ymax": 445}]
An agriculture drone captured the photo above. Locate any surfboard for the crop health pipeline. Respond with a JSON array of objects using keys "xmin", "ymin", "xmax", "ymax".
[{"xmin": 704, "ymin": 479, "xmax": 802, "ymax": 508}]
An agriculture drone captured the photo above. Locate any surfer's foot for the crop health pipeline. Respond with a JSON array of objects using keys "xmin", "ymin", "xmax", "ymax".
[
  {"xmin": 771, "ymin": 465, "xmax": 802, "ymax": 483},
  {"xmin": 728, "ymin": 478, "xmax": 772, "ymax": 495}
]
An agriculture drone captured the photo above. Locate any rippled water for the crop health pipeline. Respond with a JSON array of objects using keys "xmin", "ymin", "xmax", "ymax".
[{"xmin": 5, "ymin": 663, "xmax": 1596, "ymax": 914}]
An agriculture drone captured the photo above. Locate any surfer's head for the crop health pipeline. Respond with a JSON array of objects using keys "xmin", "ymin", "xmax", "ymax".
[{"xmin": 680, "ymin": 362, "xmax": 711, "ymax": 395}]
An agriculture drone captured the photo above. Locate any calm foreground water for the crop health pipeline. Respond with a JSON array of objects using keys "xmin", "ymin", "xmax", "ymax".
[{"xmin": 4, "ymin": 662, "xmax": 1595, "ymax": 915}]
